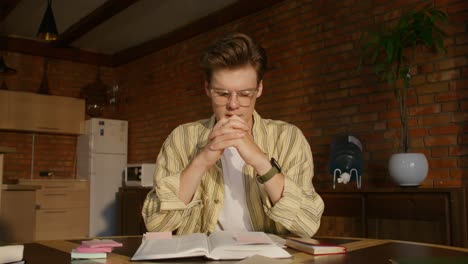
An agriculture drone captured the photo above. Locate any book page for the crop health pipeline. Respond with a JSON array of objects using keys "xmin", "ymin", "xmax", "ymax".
[
  {"xmin": 131, "ymin": 233, "xmax": 209, "ymax": 260},
  {"xmin": 207, "ymin": 232, "xmax": 291, "ymax": 260}
]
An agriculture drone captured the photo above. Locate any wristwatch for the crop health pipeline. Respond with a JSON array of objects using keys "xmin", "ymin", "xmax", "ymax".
[{"xmin": 257, "ymin": 158, "xmax": 281, "ymax": 184}]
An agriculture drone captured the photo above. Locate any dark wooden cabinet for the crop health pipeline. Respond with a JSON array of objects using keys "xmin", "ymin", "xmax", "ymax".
[
  {"xmin": 316, "ymin": 188, "xmax": 467, "ymax": 247},
  {"xmin": 118, "ymin": 186, "xmax": 467, "ymax": 247},
  {"xmin": 117, "ymin": 186, "xmax": 151, "ymax": 235}
]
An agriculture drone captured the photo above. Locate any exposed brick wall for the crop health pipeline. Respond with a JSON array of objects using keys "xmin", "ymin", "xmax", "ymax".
[
  {"xmin": 117, "ymin": 0, "xmax": 467, "ymax": 188},
  {"xmin": 0, "ymin": 53, "xmax": 114, "ymax": 180},
  {"xmin": 1, "ymin": 0, "xmax": 466, "ymax": 188}
]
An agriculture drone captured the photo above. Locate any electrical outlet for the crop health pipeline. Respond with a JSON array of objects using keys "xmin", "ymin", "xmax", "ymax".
[{"xmin": 39, "ymin": 171, "xmax": 55, "ymax": 177}]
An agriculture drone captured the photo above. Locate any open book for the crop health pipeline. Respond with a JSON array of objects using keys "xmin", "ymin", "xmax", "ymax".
[
  {"xmin": 285, "ymin": 237, "xmax": 346, "ymax": 256},
  {"xmin": 131, "ymin": 231, "xmax": 291, "ymax": 261}
]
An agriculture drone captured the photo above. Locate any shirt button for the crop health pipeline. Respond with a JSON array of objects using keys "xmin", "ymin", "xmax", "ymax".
[{"xmin": 214, "ymin": 199, "xmax": 219, "ymax": 204}]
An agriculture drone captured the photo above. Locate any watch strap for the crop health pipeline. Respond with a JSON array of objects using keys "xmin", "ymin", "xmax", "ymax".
[{"xmin": 257, "ymin": 158, "xmax": 281, "ymax": 184}]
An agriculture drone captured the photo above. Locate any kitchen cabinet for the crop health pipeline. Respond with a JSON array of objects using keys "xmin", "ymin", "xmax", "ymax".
[
  {"xmin": 0, "ymin": 90, "xmax": 85, "ymax": 134},
  {"xmin": 118, "ymin": 186, "xmax": 151, "ymax": 235},
  {"xmin": 0, "ymin": 184, "xmax": 39, "ymax": 242},
  {"xmin": 19, "ymin": 179, "xmax": 90, "ymax": 240}
]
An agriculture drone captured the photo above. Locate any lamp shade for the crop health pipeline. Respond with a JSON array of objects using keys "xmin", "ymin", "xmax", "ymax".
[
  {"xmin": 37, "ymin": 0, "xmax": 58, "ymax": 41},
  {"xmin": 0, "ymin": 56, "xmax": 17, "ymax": 75}
]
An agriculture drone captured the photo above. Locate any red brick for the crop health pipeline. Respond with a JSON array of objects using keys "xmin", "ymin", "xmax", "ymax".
[
  {"xmin": 409, "ymin": 128, "xmax": 428, "ymax": 137},
  {"xmin": 442, "ymin": 102, "xmax": 460, "ymax": 112},
  {"xmin": 431, "ymin": 147, "xmax": 449, "ymax": 157},
  {"xmin": 415, "ymin": 82, "xmax": 449, "ymax": 95},
  {"xmin": 339, "ymin": 78, "xmax": 362, "ymax": 89},
  {"xmin": 450, "ymin": 168, "xmax": 467, "ymax": 179},
  {"xmin": 462, "ymin": 101, "xmax": 468, "ymax": 111},
  {"xmin": 458, "ymin": 133, "xmax": 468, "ymax": 144},
  {"xmin": 418, "ymin": 95, "xmax": 434, "ymax": 104},
  {"xmin": 419, "ymin": 179, "xmax": 434, "ymax": 187},
  {"xmin": 435, "ymin": 91, "xmax": 458, "ymax": 102},
  {"xmin": 324, "ymin": 89, "xmax": 349, "ymax": 100},
  {"xmin": 429, "ymin": 124, "xmax": 461, "ymax": 135},
  {"xmin": 409, "ymin": 137, "xmax": 425, "ymax": 148},
  {"xmin": 418, "ymin": 113, "xmax": 452, "ymax": 126},
  {"xmin": 424, "ymin": 135, "xmax": 458, "ymax": 146},
  {"xmin": 452, "ymin": 112, "xmax": 468, "ymax": 123},
  {"xmin": 456, "ymin": 34, "xmax": 468, "ymax": 45},
  {"xmin": 418, "ymin": 63, "xmax": 434, "ymax": 73},
  {"xmin": 410, "ymin": 75, "xmax": 426, "ymax": 86},
  {"xmin": 359, "ymin": 103, "xmax": 387, "ymax": 113},
  {"xmin": 427, "ymin": 168, "xmax": 450, "ymax": 179},
  {"xmin": 437, "ymin": 57, "xmax": 468, "ymax": 70},
  {"xmin": 429, "ymin": 158, "xmax": 458, "ymax": 168},
  {"xmin": 427, "ymin": 70, "xmax": 460, "ymax": 82},
  {"xmin": 461, "ymin": 157, "xmax": 468, "ymax": 168},
  {"xmin": 433, "ymin": 179, "xmax": 462, "ymax": 187},
  {"xmin": 450, "ymin": 146, "xmax": 468, "ymax": 156},
  {"xmin": 447, "ymin": 1, "xmax": 468, "ymax": 13},
  {"xmin": 351, "ymin": 113, "xmax": 379, "ymax": 123},
  {"xmin": 380, "ymin": 110, "xmax": 400, "ymax": 119},
  {"xmin": 449, "ymin": 80, "xmax": 468, "ymax": 93},
  {"xmin": 374, "ymin": 121, "xmax": 387, "ymax": 130},
  {"xmin": 409, "ymin": 104, "xmax": 441, "ymax": 116}
]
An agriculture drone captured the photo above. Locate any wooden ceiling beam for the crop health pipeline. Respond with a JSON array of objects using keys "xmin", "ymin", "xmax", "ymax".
[
  {"xmin": 0, "ymin": 0, "xmax": 21, "ymax": 22},
  {"xmin": 0, "ymin": 36, "xmax": 113, "ymax": 66},
  {"xmin": 112, "ymin": 0, "xmax": 285, "ymax": 66},
  {"xmin": 55, "ymin": 0, "xmax": 141, "ymax": 47}
]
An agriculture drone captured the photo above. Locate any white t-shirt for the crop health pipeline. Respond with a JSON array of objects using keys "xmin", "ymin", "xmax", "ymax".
[{"xmin": 215, "ymin": 147, "xmax": 253, "ymax": 232}]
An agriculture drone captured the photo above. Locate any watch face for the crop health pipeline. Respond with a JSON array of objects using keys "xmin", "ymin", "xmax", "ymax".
[{"xmin": 271, "ymin": 158, "xmax": 281, "ymax": 171}]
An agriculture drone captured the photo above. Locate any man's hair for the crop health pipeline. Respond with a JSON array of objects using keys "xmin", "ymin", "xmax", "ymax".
[{"xmin": 201, "ymin": 33, "xmax": 267, "ymax": 84}]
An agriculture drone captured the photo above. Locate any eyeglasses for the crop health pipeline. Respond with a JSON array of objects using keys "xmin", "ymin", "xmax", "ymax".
[{"xmin": 209, "ymin": 88, "xmax": 258, "ymax": 106}]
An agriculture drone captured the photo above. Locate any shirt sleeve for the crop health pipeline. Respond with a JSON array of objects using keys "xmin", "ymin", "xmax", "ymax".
[
  {"xmin": 262, "ymin": 126, "xmax": 325, "ymax": 238},
  {"xmin": 142, "ymin": 126, "xmax": 204, "ymax": 233}
]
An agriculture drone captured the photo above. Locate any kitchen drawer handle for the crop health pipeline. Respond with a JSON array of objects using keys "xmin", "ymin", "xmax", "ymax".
[
  {"xmin": 44, "ymin": 186, "xmax": 69, "ymax": 189},
  {"xmin": 36, "ymin": 126, "xmax": 60, "ymax": 131},
  {"xmin": 44, "ymin": 193, "xmax": 67, "ymax": 197},
  {"xmin": 44, "ymin": 210, "xmax": 67, "ymax": 214}
]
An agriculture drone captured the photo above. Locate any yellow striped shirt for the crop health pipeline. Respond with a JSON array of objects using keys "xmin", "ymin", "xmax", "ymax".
[{"xmin": 142, "ymin": 111, "xmax": 324, "ymax": 238}]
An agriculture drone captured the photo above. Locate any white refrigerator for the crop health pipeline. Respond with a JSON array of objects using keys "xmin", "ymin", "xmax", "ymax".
[{"xmin": 77, "ymin": 118, "xmax": 128, "ymax": 237}]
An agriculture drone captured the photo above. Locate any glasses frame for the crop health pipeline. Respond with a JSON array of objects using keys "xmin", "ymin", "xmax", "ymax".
[{"xmin": 209, "ymin": 88, "xmax": 259, "ymax": 107}]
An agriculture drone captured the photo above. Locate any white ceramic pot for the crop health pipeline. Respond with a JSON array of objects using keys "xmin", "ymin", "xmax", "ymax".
[{"xmin": 388, "ymin": 153, "xmax": 429, "ymax": 186}]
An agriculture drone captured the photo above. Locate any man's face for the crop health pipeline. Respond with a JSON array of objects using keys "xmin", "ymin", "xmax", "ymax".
[{"xmin": 205, "ymin": 65, "xmax": 263, "ymax": 129}]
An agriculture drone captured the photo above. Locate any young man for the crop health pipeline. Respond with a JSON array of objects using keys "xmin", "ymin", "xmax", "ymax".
[{"xmin": 142, "ymin": 33, "xmax": 324, "ymax": 238}]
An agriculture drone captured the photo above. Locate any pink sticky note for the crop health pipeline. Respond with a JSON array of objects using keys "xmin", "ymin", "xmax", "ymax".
[
  {"xmin": 143, "ymin": 231, "xmax": 173, "ymax": 240},
  {"xmin": 81, "ymin": 239, "xmax": 123, "ymax": 248},
  {"xmin": 75, "ymin": 245, "xmax": 113, "ymax": 253}
]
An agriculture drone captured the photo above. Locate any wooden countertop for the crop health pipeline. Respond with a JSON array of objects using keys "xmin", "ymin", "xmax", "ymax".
[
  {"xmin": 21, "ymin": 236, "xmax": 468, "ymax": 264},
  {"xmin": 0, "ymin": 146, "xmax": 16, "ymax": 153}
]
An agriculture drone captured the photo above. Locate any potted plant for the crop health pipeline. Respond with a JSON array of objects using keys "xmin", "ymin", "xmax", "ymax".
[{"xmin": 359, "ymin": 5, "xmax": 448, "ymax": 186}]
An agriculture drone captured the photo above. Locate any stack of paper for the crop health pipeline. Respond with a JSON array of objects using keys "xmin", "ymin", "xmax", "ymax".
[
  {"xmin": 71, "ymin": 239, "xmax": 123, "ymax": 260},
  {"xmin": 0, "ymin": 245, "xmax": 24, "ymax": 263},
  {"xmin": 285, "ymin": 237, "xmax": 347, "ymax": 256}
]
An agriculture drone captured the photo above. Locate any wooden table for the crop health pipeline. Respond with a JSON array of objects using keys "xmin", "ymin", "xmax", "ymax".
[{"xmin": 20, "ymin": 236, "xmax": 468, "ymax": 263}]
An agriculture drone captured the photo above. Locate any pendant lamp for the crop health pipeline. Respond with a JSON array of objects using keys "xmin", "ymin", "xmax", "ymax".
[{"xmin": 37, "ymin": 0, "xmax": 58, "ymax": 41}]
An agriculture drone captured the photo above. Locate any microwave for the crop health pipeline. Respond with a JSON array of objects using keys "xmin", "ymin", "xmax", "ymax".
[{"xmin": 125, "ymin": 163, "xmax": 155, "ymax": 187}]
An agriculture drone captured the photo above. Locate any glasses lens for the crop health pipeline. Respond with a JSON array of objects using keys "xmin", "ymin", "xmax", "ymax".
[{"xmin": 210, "ymin": 89, "xmax": 257, "ymax": 106}]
